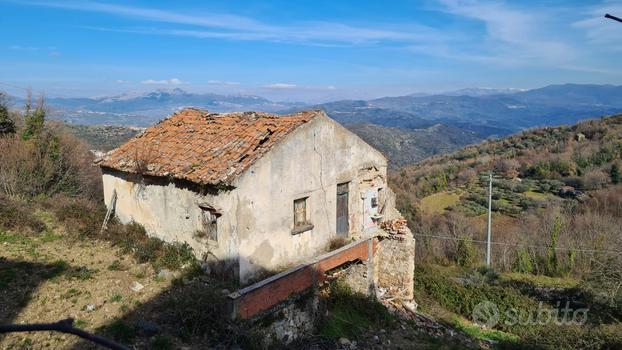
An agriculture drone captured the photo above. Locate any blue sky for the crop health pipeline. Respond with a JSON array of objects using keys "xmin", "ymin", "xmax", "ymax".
[{"xmin": 1, "ymin": 0, "xmax": 621, "ymax": 102}]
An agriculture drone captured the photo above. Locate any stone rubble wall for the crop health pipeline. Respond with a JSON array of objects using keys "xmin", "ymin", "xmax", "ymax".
[{"xmin": 374, "ymin": 234, "xmax": 416, "ymax": 301}]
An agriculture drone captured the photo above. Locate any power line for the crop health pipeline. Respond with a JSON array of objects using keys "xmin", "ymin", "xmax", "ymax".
[{"xmin": 413, "ymin": 233, "xmax": 622, "ymax": 254}]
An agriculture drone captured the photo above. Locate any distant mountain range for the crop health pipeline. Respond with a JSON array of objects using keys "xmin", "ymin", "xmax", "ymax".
[
  {"xmin": 42, "ymin": 88, "xmax": 305, "ymax": 126},
  {"xmin": 7, "ymin": 83, "xmax": 622, "ymax": 167},
  {"xmin": 309, "ymin": 84, "xmax": 622, "ymax": 137}
]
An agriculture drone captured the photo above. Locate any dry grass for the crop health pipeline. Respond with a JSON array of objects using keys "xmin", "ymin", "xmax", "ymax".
[{"xmin": 419, "ymin": 191, "xmax": 461, "ymax": 214}]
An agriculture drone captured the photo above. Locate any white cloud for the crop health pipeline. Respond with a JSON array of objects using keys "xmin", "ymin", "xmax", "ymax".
[
  {"xmin": 573, "ymin": 2, "xmax": 622, "ymax": 49},
  {"xmin": 207, "ymin": 80, "xmax": 240, "ymax": 86},
  {"xmin": 9, "ymin": 45, "xmax": 39, "ymax": 51},
  {"xmin": 15, "ymin": 0, "xmax": 444, "ymax": 45},
  {"xmin": 141, "ymin": 78, "xmax": 185, "ymax": 85},
  {"xmin": 263, "ymin": 83, "xmax": 297, "ymax": 89},
  {"xmin": 115, "ymin": 79, "xmax": 129, "ymax": 84},
  {"xmin": 433, "ymin": 0, "xmax": 577, "ymax": 65}
]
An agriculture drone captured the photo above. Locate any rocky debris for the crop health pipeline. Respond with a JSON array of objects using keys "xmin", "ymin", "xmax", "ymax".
[
  {"xmin": 157, "ymin": 269, "xmax": 172, "ymax": 280},
  {"xmin": 130, "ymin": 281, "xmax": 144, "ymax": 292},
  {"xmin": 382, "ymin": 300, "xmax": 488, "ymax": 349},
  {"xmin": 379, "ymin": 218, "xmax": 411, "ymax": 240},
  {"xmin": 337, "ymin": 337, "xmax": 358, "ymax": 349}
]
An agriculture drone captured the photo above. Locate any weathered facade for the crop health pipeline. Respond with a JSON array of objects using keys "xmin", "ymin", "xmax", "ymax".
[{"xmin": 100, "ymin": 108, "xmax": 397, "ymax": 282}]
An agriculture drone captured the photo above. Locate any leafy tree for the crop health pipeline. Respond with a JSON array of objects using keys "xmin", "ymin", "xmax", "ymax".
[
  {"xmin": 455, "ymin": 237, "xmax": 476, "ymax": 268},
  {"xmin": 514, "ymin": 248, "xmax": 534, "ymax": 274},
  {"xmin": 0, "ymin": 93, "xmax": 15, "ymax": 135},
  {"xmin": 21, "ymin": 96, "xmax": 46, "ymax": 141},
  {"xmin": 546, "ymin": 216, "xmax": 562, "ymax": 276}
]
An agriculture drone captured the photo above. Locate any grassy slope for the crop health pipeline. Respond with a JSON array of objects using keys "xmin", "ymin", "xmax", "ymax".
[{"xmin": 414, "ymin": 264, "xmax": 622, "ymax": 349}]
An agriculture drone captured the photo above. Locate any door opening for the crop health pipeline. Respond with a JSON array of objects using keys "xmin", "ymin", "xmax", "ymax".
[{"xmin": 336, "ymin": 182, "xmax": 349, "ymax": 236}]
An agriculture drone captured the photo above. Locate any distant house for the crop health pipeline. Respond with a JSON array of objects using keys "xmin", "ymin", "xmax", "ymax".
[{"xmin": 99, "ymin": 108, "xmax": 400, "ymax": 282}]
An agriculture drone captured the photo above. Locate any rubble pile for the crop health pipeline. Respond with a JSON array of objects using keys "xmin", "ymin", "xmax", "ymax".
[{"xmin": 379, "ymin": 218, "xmax": 411, "ymax": 240}]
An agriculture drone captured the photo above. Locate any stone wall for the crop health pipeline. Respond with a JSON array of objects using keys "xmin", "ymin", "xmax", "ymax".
[
  {"xmin": 374, "ymin": 235, "xmax": 416, "ymax": 301},
  {"xmin": 257, "ymin": 292, "xmax": 319, "ymax": 346}
]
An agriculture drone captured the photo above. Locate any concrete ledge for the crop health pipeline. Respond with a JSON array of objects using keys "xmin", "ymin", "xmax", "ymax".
[{"xmin": 228, "ymin": 236, "xmax": 379, "ymax": 320}]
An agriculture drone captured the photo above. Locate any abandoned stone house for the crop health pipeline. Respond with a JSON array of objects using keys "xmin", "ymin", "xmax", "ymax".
[{"xmin": 99, "ymin": 108, "xmax": 402, "ymax": 282}]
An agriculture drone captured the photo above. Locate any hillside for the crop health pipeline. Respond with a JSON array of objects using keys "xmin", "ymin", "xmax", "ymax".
[
  {"xmin": 3, "ymin": 92, "xmax": 622, "ymax": 349},
  {"xmin": 387, "ymin": 114, "xmax": 622, "ymax": 348},
  {"xmin": 391, "ymin": 113, "xmax": 622, "ymax": 275},
  {"xmin": 347, "ymin": 123, "xmax": 481, "ymax": 167},
  {"xmin": 11, "ymin": 83, "xmax": 621, "ymax": 169},
  {"xmin": 64, "ymin": 124, "xmax": 142, "ymax": 151},
  {"xmin": 307, "ymin": 84, "xmax": 622, "ymax": 138}
]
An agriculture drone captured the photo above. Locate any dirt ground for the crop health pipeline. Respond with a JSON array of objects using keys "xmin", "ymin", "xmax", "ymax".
[{"xmin": 0, "ymin": 212, "xmax": 176, "ymax": 349}]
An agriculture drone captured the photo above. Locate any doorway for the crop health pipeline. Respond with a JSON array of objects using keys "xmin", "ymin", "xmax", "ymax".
[{"xmin": 336, "ymin": 182, "xmax": 349, "ymax": 236}]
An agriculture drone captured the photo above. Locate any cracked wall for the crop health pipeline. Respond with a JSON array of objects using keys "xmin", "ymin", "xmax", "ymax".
[{"xmin": 102, "ymin": 114, "xmax": 392, "ymax": 283}]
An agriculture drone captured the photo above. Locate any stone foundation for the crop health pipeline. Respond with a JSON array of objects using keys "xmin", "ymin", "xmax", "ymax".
[{"xmin": 374, "ymin": 235, "xmax": 416, "ymax": 301}]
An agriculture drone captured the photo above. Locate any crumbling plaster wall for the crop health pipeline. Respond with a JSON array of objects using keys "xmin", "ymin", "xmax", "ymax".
[
  {"xmin": 102, "ymin": 113, "xmax": 393, "ymax": 283},
  {"xmin": 101, "ymin": 171, "xmax": 242, "ymax": 277},
  {"xmin": 230, "ymin": 114, "xmax": 389, "ymax": 282}
]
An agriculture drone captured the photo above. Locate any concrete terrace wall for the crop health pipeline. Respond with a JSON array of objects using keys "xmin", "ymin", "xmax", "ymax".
[
  {"xmin": 228, "ymin": 238, "xmax": 376, "ymax": 320},
  {"xmin": 230, "ymin": 114, "xmax": 388, "ymax": 281},
  {"xmin": 227, "ymin": 234, "xmax": 415, "ymax": 344}
]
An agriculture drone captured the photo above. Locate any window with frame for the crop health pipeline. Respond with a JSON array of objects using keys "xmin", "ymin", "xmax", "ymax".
[
  {"xmin": 292, "ymin": 197, "xmax": 313, "ymax": 234},
  {"xmin": 200, "ymin": 207, "xmax": 220, "ymax": 241}
]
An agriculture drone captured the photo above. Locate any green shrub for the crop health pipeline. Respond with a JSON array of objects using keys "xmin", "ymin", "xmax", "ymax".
[
  {"xmin": 455, "ymin": 237, "xmax": 476, "ymax": 268},
  {"xmin": 500, "ymin": 324, "xmax": 622, "ymax": 350},
  {"xmin": 545, "ymin": 217, "xmax": 562, "ymax": 277},
  {"xmin": 611, "ymin": 163, "xmax": 620, "ymax": 185},
  {"xmin": 514, "ymin": 249, "xmax": 534, "ymax": 274},
  {"xmin": 414, "ymin": 265, "xmax": 539, "ymax": 334},
  {"xmin": 155, "ymin": 242, "xmax": 196, "ymax": 271},
  {"xmin": 320, "ymin": 282, "xmax": 393, "ymax": 340}
]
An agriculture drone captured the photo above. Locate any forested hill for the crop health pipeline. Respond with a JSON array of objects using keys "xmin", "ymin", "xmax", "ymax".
[{"xmin": 392, "ymin": 113, "xmax": 622, "ymax": 204}]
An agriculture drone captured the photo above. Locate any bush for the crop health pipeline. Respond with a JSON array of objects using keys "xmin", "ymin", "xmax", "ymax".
[
  {"xmin": 320, "ymin": 282, "xmax": 393, "ymax": 340},
  {"xmin": 582, "ymin": 170, "xmax": 609, "ymax": 190},
  {"xmin": 0, "ymin": 196, "xmax": 46, "ymax": 233},
  {"xmin": 455, "ymin": 237, "xmax": 476, "ymax": 268},
  {"xmin": 500, "ymin": 324, "xmax": 622, "ymax": 350},
  {"xmin": 414, "ymin": 265, "xmax": 539, "ymax": 334},
  {"xmin": 46, "ymin": 195, "xmax": 105, "ymax": 236},
  {"xmin": 611, "ymin": 163, "xmax": 620, "ymax": 185},
  {"xmin": 0, "ymin": 99, "xmax": 102, "ymax": 201},
  {"xmin": 514, "ymin": 249, "xmax": 535, "ymax": 274}
]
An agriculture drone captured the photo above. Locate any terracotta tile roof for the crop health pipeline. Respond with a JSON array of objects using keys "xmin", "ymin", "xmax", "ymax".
[{"xmin": 99, "ymin": 108, "xmax": 321, "ymax": 186}]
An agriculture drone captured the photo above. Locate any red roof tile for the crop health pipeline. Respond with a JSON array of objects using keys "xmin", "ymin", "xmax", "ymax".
[{"xmin": 100, "ymin": 108, "xmax": 320, "ymax": 186}]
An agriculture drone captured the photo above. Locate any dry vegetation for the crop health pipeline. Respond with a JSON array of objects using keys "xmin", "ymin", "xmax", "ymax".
[
  {"xmin": 0, "ymin": 95, "xmax": 240, "ymax": 349},
  {"xmin": 391, "ymin": 114, "xmax": 622, "ymax": 348}
]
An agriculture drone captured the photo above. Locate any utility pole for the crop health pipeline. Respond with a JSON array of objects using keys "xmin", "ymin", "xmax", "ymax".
[{"xmin": 486, "ymin": 172, "xmax": 493, "ymax": 266}]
